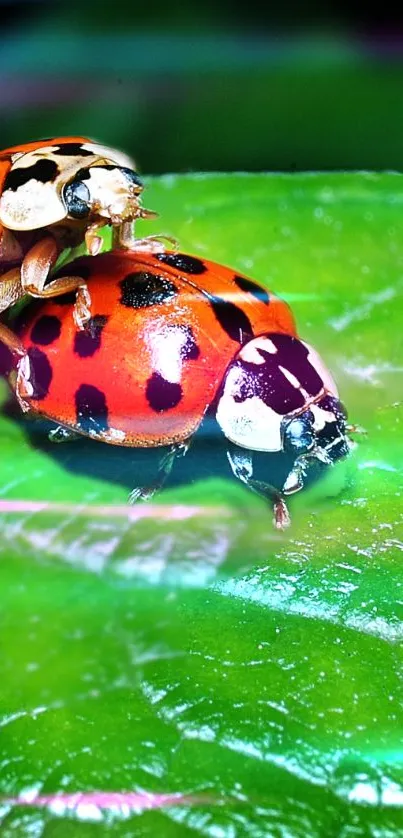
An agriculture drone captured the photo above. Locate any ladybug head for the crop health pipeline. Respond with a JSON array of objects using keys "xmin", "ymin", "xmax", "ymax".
[
  {"xmin": 216, "ymin": 332, "xmax": 352, "ymax": 496},
  {"xmin": 281, "ymin": 393, "xmax": 351, "ymax": 494},
  {"xmin": 62, "ymin": 164, "xmax": 144, "ymax": 224}
]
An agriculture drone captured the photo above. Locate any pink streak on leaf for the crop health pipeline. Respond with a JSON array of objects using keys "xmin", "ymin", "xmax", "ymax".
[
  {"xmin": 4, "ymin": 790, "xmax": 212, "ymax": 813},
  {"xmin": 0, "ymin": 500, "xmax": 230, "ymax": 520}
]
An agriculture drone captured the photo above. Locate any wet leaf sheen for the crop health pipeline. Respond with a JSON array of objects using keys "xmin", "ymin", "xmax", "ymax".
[{"xmin": 0, "ymin": 173, "xmax": 402, "ymax": 836}]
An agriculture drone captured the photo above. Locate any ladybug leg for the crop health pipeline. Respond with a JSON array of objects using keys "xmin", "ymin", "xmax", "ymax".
[
  {"xmin": 0, "ymin": 225, "xmax": 25, "ymax": 266},
  {"xmin": 48, "ymin": 425, "xmax": 82, "ymax": 443},
  {"xmin": 0, "ymin": 322, "xmax": 25, "ymax": 357},
  {"xmin": 346, "ymin": 423, "xmax": 366, "ymax": 435},
  {"xmin": 0, "ymin": 265, "xmax": 24, "ymax": 313},
  {"xmin": 85, "ymin": 221, "xmax": 108, "ymax": 256},
  {"xmin": 131, "ymin": 234, "xmax": 179, "ymax": 253},
  {"xmin": 20, "ymin": 237, "xmax": 92, "ymax": 330},
  {"xmin": 113, "ymin": 221, "xmax": 178, "ymax": 254},
  {"xmin": 0, "ymin": 317, "xmax": 32, "ymax": 413},
  {"xmin": 112, "ymin": 221, "xmax": 133, "ymax": 249},
  {"xmin": 129, "ymin": 440, "xmax": 191, "ymax": 503},
  {"xmin": 0, "ymin": 266, "xmax": 32, "ymax": 412},
  {"xmin": 12, "ymin": 356, "xmax": 33, "ymax": 413},
  {"xmin": 227, "ymin": 447, "xmax": 290, "ymax": 530}
]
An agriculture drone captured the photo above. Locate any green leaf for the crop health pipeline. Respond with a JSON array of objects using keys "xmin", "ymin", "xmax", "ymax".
[{"xmin": 1, "ymin": 173, "xmax": 402, "ymax": 835}]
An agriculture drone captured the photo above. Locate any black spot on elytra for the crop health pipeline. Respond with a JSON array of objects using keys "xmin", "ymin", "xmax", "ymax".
[
  {"xmin": 75, "ymin": 384, "xmax": 109, "ymax": 434},
  {"xmin": 120, "ymin": 271, "xmax": 177, "ymax": 308},
  {"xmin": 209, "ymin": 294, "xmax": 253, "ymax": 344},
  {"xmin": 146, "ymin": 373, "xmax": 182, "ymax": 412},
  {"xmin": 27, "ymin": 347, "xmax": 52, "ymax": 400},
  {"xmin": 74, "ymin": 316, "xmax": 108, "ymax": 358},
  {"xmin": 5, "ymin": 159, "xmax": 59, "ymax": 191},
  {"xmin": 230, "ymin": 334, "xmax": 324, "ymax": 415},
  {"xmin": 30, "ymin": 315, "xmax": 61, "ymax": 346},
  {"xmin": 180, "ymin": 326, "xmax": 200, "ymax": 360},
  {"xmin": 156, "ymin": 253, "xmax": 207, "ymax": 275},
  {"xmin": 53, "ymin": 143, "xmax": 93, "ymax": 156},
  {"xmin": 234, "ymin": 275, "xmax": 270, "ymax": 305}
]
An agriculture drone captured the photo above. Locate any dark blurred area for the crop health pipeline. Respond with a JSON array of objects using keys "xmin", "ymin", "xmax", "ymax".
[{"xmin": 1, "ymin": 0, "xmax": 403, "ymax": 173}]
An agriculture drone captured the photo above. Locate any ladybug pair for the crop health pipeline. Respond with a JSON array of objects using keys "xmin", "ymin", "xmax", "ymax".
[{"xmin": 0, "ymin": 137, "xmax": 353, "ymax": 528}]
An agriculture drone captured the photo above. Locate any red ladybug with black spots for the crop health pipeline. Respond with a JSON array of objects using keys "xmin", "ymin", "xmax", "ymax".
[{"xmin": 11, "ymin": 250, "xmax": 352, "ymax": 528}]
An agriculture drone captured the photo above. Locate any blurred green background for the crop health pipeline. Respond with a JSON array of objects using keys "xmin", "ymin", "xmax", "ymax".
[{"xmin": 1, "ymin": 0, "xmax": 403, "ymax": 174}]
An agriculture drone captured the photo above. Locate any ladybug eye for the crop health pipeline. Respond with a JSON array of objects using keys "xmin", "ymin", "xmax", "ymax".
[
  {"xmin": 63, "ymin": 180, "xmax": 91, "ymax": 219},
  {"xmin": 283, "ymin": 413, "xmax": 315, "ymax": 453}
]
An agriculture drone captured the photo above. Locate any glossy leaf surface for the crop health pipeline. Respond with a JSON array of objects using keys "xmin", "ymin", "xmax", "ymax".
[{"xmin": 0, "ymin": 173, "xmax": 402, "ymax": 835}]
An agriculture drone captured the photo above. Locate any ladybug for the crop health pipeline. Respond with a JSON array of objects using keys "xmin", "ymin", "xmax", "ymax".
[
  {"xmin": 11, "ymin": 251, "xmax": 352, "ymax": 528},
  {"xmin": 0, "ymin": 136, "xmax": 158, "ymax": 375}
]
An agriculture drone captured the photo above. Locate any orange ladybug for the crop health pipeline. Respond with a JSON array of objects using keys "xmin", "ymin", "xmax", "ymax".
[
  {"xmin": 0, "ymin": 136, "xmax": 158, "ymax": 367},
  {"xmin": 11, "ymin": 251, "xmax": 351, "ymax": 528}
]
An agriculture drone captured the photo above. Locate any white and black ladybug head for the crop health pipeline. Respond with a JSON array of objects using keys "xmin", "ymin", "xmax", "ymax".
[
  {"xmin": 62, "ymin": 164, "xmax": 144, "ymax": 224},
  {"xmin": 216, "ymin": 333, "xmax": 351, "ymax": 494},
  {"xmin": 281, "ymin": 392, "xmax": 350, "ymax": 494},
  {"xmin": 0, "ymin": 140, "xmax": 144, "ymax": 231}
]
